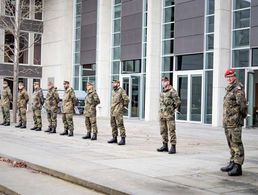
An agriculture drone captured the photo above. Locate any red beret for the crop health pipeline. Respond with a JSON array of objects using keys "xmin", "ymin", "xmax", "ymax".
[{"xmin": 224, "ymin": 68, "xmax": 236, "ymax": 77}]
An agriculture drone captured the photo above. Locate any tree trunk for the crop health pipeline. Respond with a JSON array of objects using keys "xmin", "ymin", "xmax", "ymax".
[{"xmin": 12, "ymin": 0, "xmax": 21, "ymax": 123}]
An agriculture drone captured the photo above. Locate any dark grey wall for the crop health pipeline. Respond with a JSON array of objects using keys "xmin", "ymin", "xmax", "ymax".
[
  {"xmin": 0, "ymin": 64, "xmax": 42, "ymax": 78},
  {"xmin": 80, "ymin": 0, "xmax": 97, "ymax": 65},
  {"xmin": 251, "ymin": 1, "xmax": 258, "ymax": 48},
  {"xmin": 174, "ymin": 0, "xmax": 205, "ymax": 55},
  {"xmin": 120, "ymin": 0, "xmax": 143, "ymax": 61}
]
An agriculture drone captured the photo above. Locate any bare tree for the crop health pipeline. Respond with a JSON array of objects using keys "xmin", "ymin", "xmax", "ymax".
[{"xmin": 0, "ymin": 0, "xmax": 43, "ymax": 123}]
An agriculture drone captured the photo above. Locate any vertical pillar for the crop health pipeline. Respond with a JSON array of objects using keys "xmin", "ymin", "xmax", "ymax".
[
  {"xmin": 212, "ymin": 0, "xmax": 232, "ymax": 127},
  {"xmin": 145, "ymin": 0, "xmax": 162, "ymax": 121},
  {"xmin": 95, "ymin": 0, "xmax": 112, "ymax": 117}
]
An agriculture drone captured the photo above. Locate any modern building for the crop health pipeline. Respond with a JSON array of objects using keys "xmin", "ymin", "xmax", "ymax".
[{"xmin": 0, "ymin": 0, "xmax": 258, "ymax": 128}]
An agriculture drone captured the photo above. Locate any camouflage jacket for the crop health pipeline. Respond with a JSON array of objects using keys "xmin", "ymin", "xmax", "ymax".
[
  {"xmin": 45, "ymin": 87, "xmax": 59, "ymax": 112},
  {"xmin": 17, "ymin": 88, "xmax": 29, "ymax": 109},
  {"xmin": 84, "ymin": 89, "xmax": 100, "ymax": 117},
  {"xmin": 223, "ymin": 81, "xmax": 247, "ymax": 128},
  {"xmin": 62, "ymin": 87, "xmax": 76, "ymax": 114},
  {"xmin": 32, "ymin": 88, "xmax": 44, "ymax": 110},
  {"xmin": 111, "ymin": 87, "xmax": 129, "ymax": 116},
  {"xmin": 160, "ymin": 85, "xmax": 181, "ymax": 119},
  {"xmin": 1, "ymin": 86, "xmax": 12, "ymax": 107}
]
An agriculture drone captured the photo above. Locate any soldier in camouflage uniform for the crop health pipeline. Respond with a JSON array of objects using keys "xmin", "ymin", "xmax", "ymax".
[
  {"xmin": 15, "ymin": 82, "xmax": 29, "ymax": 128},
  {"xmin": 0, "ymin": 81, "xmax": 12, "ymax": 126},
  {"xmin": 44, "ymin": 81, "xmax": 59, "ymax": 134},
  {"xmin": 157, "ymin": 77, "xmax": 181, "ymax": 154},
  {"xmin": 108, "ymin": 80, "xmax": 129, "ymax": 145},
  {"xmin": 31, "ymin": 82, "xmax": 44, "ymax": 131},
  {"xmin": 82, "ymin": 82, "xmax": 100, "ymax": 140},
  {"xmin": 221, "ymin": 69, "xmax": 247, "ymax": 176},
  {"xmin": 60, "ymin": 81, "xmax": 76, "ymax": 137}
]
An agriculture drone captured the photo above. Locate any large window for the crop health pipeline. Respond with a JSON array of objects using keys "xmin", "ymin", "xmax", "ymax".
[
  {"xmin": 34, "ymin": 34, "xmax": 42, "ymax": 65},
  {"xmin": 176, "ymin": 54, "xmax": 203, "ymax": 71},
  {"xmin": 232, "ymin": 0, "xmax": 250, "ymax": 68}
]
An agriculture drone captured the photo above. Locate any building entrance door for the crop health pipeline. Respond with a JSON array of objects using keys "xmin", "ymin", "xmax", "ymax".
[
  {"xmin": 175, "ymin": 72, "xmax": 203, "ymax": 122},
  {"xmin": 121, "ymin": 75, "xmax": 141, "ymax": 118}
]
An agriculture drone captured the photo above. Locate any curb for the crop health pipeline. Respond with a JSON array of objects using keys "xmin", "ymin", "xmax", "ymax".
[
  {"xmin": 0, "ymin": 153, "xmax": 129, "ymax": 195},
  {"xmin": 0, "ymin": 184, "xmax": 20, "ymax": 195}
]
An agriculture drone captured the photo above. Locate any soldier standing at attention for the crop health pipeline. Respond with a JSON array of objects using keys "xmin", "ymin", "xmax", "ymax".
[
  {"xmin": 15, "ymin": 81, "xmax": 29, "ymax": 128},
  {"xmin": 60, "ymin": 81, "xmax": 76, "ymax": 137},
  {"xmin": 221, "ymin": 69, "xmax": 247, "ymax": 176},
  {"xmin": 0, "ymin": 81, "xmax": 12, "ymax": 126},
  {"xmin": 30, "ymin": 82, "xmax": 44, "ymax": 131},
  {"xmin": 82, "ymin": 82, "xmax": 100, "ymax": 140},
  {"xmin": 157, "ymin": 77, "xmax": 181, "ymax": 154},
  {"xmin": 45, "ymin": 81, "xmax": 59, "ymax": 134},
  {"xmin": 108, "ymin": 80, "xmax": 129, "ymax": 145}
]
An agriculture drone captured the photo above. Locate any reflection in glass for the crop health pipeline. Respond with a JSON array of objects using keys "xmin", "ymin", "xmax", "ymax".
[
  {"xmin": 233, "ymin": 29, "xmax": 250, "ymax": 47},
  {"xmin": 131, "ymin": 76, "xmax": 140, "ymax": 117},
  {"xmin": 177, "ymin": 77, "xmax": 188, "ymax": 120},
  {"xmin": 233, "ymin": 9, "xmax": 250, "ymax": 29},
  {"xmin": 233, "ymin": 49, "xmax": 249, "ymax": 67},
  {"xmin": 190, "ymin": 76, "xmax": 202, "ymax": 122}
]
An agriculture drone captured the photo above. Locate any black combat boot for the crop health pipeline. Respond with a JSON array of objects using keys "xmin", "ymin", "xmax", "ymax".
[
  {"xmin": 91, "ymin": 133, "xmax": 97, "ymax": 140},
  {"xmin": 221, "ymin": 161, "xmax": 234, "ymax": 172},
  {"xmin": 30, "ymin": 127, "xmax": 37, "ymax": 130},
  {"xmin": 60, "ymin": 130, "xmax": 68, "ymax": 135},
  {"xmin": 15, "ymin": 123, "xmax": 22, "ymax": 128},
  {"xmin": 157, "ymin": 143, "xmax": 168, "ymax": 152},
  {"xmin": 4, "ymin": 123, "xmax": 10, "ymax": 126},
  {"xmin": 107, "ymin": 137, "xmax": 117, "ymax": 144},
  {"xmin": 118, "ymin": 137, "xmax": 126, "ymax": 145},
  {"xmin": 45, "ymin": 127, "xmax": 52, "ymax": 132},
  {"xmin": 68, "ymin": 131, "xmax": 74, "ymax": 137},
  {"xmin": 0, "ymin": 122, "xmax": 6, "ymax": 125},
  {"xmin": 20, "ymin": 125, "xmax": 26, "ymax": 129},
  {"xmin": 168, "ymin": 145, "xmax": 176, "ymax": 154},
  {"xmin": 35, "ymin": 127, "xmax": 41, "ymax": 131},
  {"xmin": 228, "ymin": 163, "xmax": 242, "ymax": 176},
  {"xmin": 82, "ymin": 132, "xmax": 91, "ymax": 139},
  {"xmin": 49, "ymin": 128, "xmax": 56, "ymax": 134}
]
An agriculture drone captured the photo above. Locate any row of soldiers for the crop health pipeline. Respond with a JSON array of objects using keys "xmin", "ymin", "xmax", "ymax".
[{"xmin": 0, "ymin": 69, "xmax": 247, "ymax": 176}]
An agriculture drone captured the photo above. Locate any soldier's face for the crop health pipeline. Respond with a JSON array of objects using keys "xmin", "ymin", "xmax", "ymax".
[
  {"xmin": 226, "ymin": 75, "xmax": 236, "ymax": 85},
  {"xmin": 18, "ymin": 84, "xmax": 24, "ymax": 90},
  {"xmin": 48, "ymin": 84, "xmax": 53, "ymax": 90},
  {"xmin": 34, "ymin": 84, "xmax": 39, "ymax": 90},
  {"xmin": 63, "ymin": 83, "xmax": 69, "ymax": 89},
  {"xmin": 162, "ymin": 80, "xmax": 169, "ymax": 88},
  {"xmin": 86, "ymin": 84, "xmax": 93, "ymax": 91},
  {"xmin": 113, "ymin": 82, "xmax": 119, "ymax": 89}
]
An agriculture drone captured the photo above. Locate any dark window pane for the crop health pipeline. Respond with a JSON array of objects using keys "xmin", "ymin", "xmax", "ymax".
[
  {"xmin": 164, "ymin": 7, "xmax": 174, "ymax": 23},
  {"xmin": 232, "ymin": 49, "xmax": 249, "ymax": 67},
  {"xmin": 204, "ymin": 71, "xmax": 213, "ymax": 124},
  {"xmin": 114, "ymin": 19, "xmax": 121, "ymax": 32},
  {"xmin": 164, "ymin": 23, "xmax": 174, "ymax": 39},
  {"xmin": 252, "ymin": 49, "xmax": 258, "ymax": 66},
  {"xmin": 206, "ymin": 34, "xmax": 214, "ymax": 50},
  {"xmin": 4, "ymin": 31, "xmax": 14, "ymax": 63},
  {"xmin": 34, "ymin": 34, "xmax": 42, "ymax": 65},
  {"xmin": 162, "ymin": 56, "xmax": 173, "ymax": 71},
  {"xmin": 206, "ymin": 16, "xmax": 214, "ymax": 33},
  {"xmin": 234, "ymin": 0, "xmax": 250, "ymax": 10},
  {"xmin": 207, "ymin": 0, "xmax": 215, "ymax": 15},
  {"xmin": 122, "ymin": 60, "xmax": 141, "ymax": 74},
  {"xmin": 112, "ymin": 61, "xmax": 120, "ymax": 74},
  {"xmin": 165, "ymin": 0, "xmax": 175, "ymax": 7},
  {"xmin": 115, "ymin": 0, "xmax": 121, "ymax": 5},
  {"xmin": 35, "ymin": 0, "xmax": 43, "ymax": 20},
  {"xmin": 233, "ymin": 29, "xmax": 249, "ymax": 47},
  {"xmin": 113, "ymin": 33, "xmax": 120, "ymax": 46},
  {"xmin": 205, "ymin": 52, "xmax": 213, "ymax": 69},
  {"xmin": 163, "ymin": 40, "xmax": 174, "ymax": 55},
  {"xmin": 177, "ymin": 76, "xmax": 188, "ymax": 120},
  {"xmin": 114, "ymin": 5, "xmax": 121, "ymax": 18},
  {"xmin": 113, "ymin": 47, "xmax": 120, "ymax": 60},
  {"xmin": 233, "ymin": 9, "xmax": 250, "ymax": 29},
  {"xmin": 176, "ymin": 54, "xmax": 203, "ymax": 70},
  {"xmin": 19, "ymin": 32, "xmax": 29, "ymax": 64}
]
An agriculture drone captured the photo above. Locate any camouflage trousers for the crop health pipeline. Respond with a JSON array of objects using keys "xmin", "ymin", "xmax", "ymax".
[
  {"xmin": 111, "ymin": 114, "xmax": 126, "ymax": 137},
  {"xmin": 85, "ymin": 116, "xmax": 98, "ymax": 134},
  {"xmin": 32, "ymin": 109, "xmax": 42, "ymax": 128},
  {"xmin": 1, "ymin": 106, "xmax": 10, "ymax": 123},
  {"xmin": 18, "ymin": 107, "xmax": 27, "ymax": 126},
  {"xmin": 62, "ymin": 113, "xmax": 74, "ymax": 132},
  {"xmin": 224, "ymin": 127, "xmax": 245, "ymax": 165},
  {"xmin": 47, "ymin": 110, "xmax": 57, "ymax": 129},
  {"xmin": 160, "ymin": 117, "xmax": 176, "ymax": 145}
]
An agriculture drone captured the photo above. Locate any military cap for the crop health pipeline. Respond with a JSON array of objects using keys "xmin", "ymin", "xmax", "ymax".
[
  {"xmin": 161, "ymin": 76, "xmax": 169, "ymax": 81},
  {"xmin": 112, "ymin": 79, "xmax": 120, "ymax": 84},
  {"xmin": 87, "ymin": 82, "xmax": 93, "ymax": 86},
  {"xmin": 224, "ymin": 68, "xmax": 236, "ymax": 77},
  {"xmin": 63, "ymin": 80, "xmax": 70, "ymax": 84}
]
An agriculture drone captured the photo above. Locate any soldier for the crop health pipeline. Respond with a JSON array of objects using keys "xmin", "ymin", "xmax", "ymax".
[
  {"xmin": 15, "ymin": 81, "xmax": 29, "ymax": 128},
  {"xmin": 44, "ymin": 81, "xmax": 59, "ymax": 134},
  {"xmin": 0, "ymin": 81, "xmax": 12, "ymax": 126},
  {"xmin": 30, "ymin": 82, "xmax": 44, "ymax": 131},
  {"xmin": 108, "ymin": 80, "xmax": 129, "ymax": 145},
  {"xmin": 157, "ymin": 77, "xmax": 181, "ymax": 154},
  {"xmin": 82, "ymin": 82, "xmax": 100, "ymax": 140},
  {"xmin": 221, "ymin": 68, "xmax": 247, "ymax": 176},
  {"xmin": 60, "ymin": 81, "xmax": 76, "ymax": 137}
]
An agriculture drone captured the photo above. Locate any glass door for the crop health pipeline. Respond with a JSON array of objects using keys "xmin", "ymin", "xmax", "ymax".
[
  {"xmin": 121, "ymin": 75, "xmax": 141, "ymax": 118},
  {"xmin": 246, "ymin": 70, "xmax": 254, "ymax": 128},
  {"xmin": 176, "ymin": 72, "xmax": 203, "ymax": 122}
]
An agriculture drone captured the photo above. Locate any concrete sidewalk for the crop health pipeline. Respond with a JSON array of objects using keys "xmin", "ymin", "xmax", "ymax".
[{"xmin": 0, "ymin": 112, "xmax": 258, "ymax": 194}]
